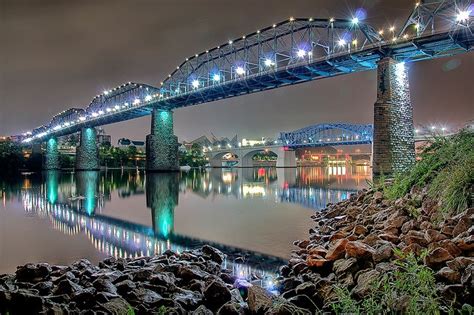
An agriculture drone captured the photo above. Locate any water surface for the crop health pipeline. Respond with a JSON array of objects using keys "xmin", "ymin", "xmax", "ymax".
[{"xmin": 0, "ymin": 166, "xmax": 369, "ymax": 285}]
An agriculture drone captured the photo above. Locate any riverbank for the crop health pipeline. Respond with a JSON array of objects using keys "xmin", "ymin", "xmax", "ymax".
[{"xmin": 1, "ymin": 132, "xmax": 472, "ymax": 314}]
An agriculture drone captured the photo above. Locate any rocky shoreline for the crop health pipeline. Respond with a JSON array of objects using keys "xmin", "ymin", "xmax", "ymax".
[
  {"xmin": 1, "ymin": 188, "xmax": 472, "ymax": 314},
  {"xmin": 278, "ymin": 187, "xmax": 473, "ymax": 313}
]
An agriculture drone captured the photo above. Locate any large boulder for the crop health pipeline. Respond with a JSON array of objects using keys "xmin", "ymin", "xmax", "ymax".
[
  {"xmin": 204, "ymin": 280, "xmax": 232, "ymax": 310},
  {"xmin": 424, "ymin": 248, "xmax": 454, "ymax": 269},
  {"xmin": 247, "ymin": 285, "xmax": 273, "ymax": 314},
  {"xmin": 345, "ymin": 241, "xmax": 375, "ymax": 260}
]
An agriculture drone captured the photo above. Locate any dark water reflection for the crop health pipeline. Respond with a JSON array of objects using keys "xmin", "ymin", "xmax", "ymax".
[{"xmin": 0, "ymin": 166, "xmax": 369, "ymax": 289}]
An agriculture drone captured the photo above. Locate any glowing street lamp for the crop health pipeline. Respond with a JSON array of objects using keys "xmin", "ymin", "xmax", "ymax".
[
  {"xmin": 351, "ymin": 17, "xmax": 359, "ymax": 25},
  {"xmin": 212, "ymin": 73, "xmax": 221, "ymax": 82},
  {"xmin": 144, "ymin": 95, "xmax": 152, "ymax": 101},
  {"xmin": 297, "ymin": 49, "xmax": 306, "ymax": 58},
  {"xmin": 192, "ymin": 79, "xmax": 200, "ymax": 89},
  {"xmin": 235, "ymin": 66, "xmax": 245, "ymax": 75},
  {"xmin": 337, "ymin": 39, "xmax": 347, "ymax": 47},
  {"xmin": 264, "ymin": 58, "xmax": 275, "ymax": 67},
  {"xmin": 456, "ymin": 10, "xmax": 470, "ymax": 23}
]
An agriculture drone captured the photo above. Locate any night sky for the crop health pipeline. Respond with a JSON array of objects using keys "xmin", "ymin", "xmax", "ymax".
[{"xmin": 1, "ymin": 0, "xmax": 473, "ymax": 143}]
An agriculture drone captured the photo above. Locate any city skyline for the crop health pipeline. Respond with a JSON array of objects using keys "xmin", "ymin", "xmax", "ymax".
[{"xmin": 1, "ymin": 0, "xmax": 473, "ymax": 142}]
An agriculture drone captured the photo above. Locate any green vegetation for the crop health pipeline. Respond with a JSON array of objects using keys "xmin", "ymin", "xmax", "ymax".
[
  {"xmin": 179, "ymin": 143, "xmax": 208, "ymax": 167},
  {"xmin": 333, "ymin": 250, "xmax": 440, "ymax": 315},
  {"xmin": 0, "ymin": 140, "xmax": 24, "ymax": 173},
  {"xmin": 99, "ymin": 145, "xmax": 145, "ymax": 168},
  {"xmin": 252, "ymin": 151, "xmax": 277, "ymax": 161},
  {"xmin": 382, "ymin": 130, "xmax": 473, "ymax": 217}
]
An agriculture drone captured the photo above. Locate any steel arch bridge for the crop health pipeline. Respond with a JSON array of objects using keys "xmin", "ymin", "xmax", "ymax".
[
  {"xmin": 19, "ymin": 0, "xmax": 473, "ymax": 144},
  {"xmin": 279, "ymin": 123, "xmax": 373, "ymax": 148}
]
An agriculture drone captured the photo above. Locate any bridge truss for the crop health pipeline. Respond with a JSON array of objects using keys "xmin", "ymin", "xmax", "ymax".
[
  {"xmin": 279, "ymin": 123, "xmax": 373, "ymax": 148},
  {"xmin": 20, "ymin": 0, "xmax": 473, "ymax": 143}
]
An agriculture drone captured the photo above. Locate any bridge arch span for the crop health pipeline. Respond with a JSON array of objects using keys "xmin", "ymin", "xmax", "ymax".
[
  {"xmin": 240, "ymin": 149, "xmax": 279, "ymax": 168},
  {"xmin": 209, "ymin": 151, "xmax": 239, "ymax": 168}
]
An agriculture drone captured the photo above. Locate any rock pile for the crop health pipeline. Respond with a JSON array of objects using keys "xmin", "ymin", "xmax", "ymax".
[
  {"xmin": 278, "ymin": 188, "xmax": 473, "ymax": 312},
  {"xmin": 0, "ymin": 245, "xmax": 251, "ymax": 314}
]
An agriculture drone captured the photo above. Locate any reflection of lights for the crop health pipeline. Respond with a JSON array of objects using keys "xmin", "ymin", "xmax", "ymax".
[
  {"xmin": 242, "ymin": 185, "xmax": 266, "ymax": 197},
  {"xmin": 222, "ymin": 173, "xmax": 233, "ymax": 184}
]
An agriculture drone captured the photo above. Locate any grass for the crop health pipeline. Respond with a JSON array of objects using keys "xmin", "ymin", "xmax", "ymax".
[
  {"xmin": 332, "ymin": 250, "xmax": 440, "ymax": 315},
  {"xmin": 382, "ymin": 130, "xmax": 474, "ymax": 218}
]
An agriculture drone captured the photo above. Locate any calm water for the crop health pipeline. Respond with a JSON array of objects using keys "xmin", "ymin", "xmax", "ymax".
[{"xmin": 0, "ymin": 166, "xmax": 369, "ymax": 285}]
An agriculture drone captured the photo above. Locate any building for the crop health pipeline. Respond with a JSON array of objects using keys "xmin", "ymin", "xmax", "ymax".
[
  {"xmin": 117, "ymin": 138, "xmax": 145, "ymax": 151},
  {"xmin": 97, "ymin": 128, "xmax": 111, "ymax": 146}
]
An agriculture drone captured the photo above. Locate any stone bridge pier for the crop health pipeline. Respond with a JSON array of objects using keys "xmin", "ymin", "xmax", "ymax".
[
  {"xmin": 373, "ymin": 57, "xmax": 415, "ymax": 176},
  {"xmin": 75, "ymin": 127, "xmax": 100, "ymax": 171},
  {"xmin": 44, "ymin": 137, "xmax": 60, "ymax": 170},
  {"xmin": 146, "ymin": 108, "xmax": 179, "ymax": 172}
]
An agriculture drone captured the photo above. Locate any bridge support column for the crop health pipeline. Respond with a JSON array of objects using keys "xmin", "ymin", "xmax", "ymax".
[
  {"xmin": 276, "ymin": 149, "xmax": 297, "ymax": 168},
  {"xmin": 146, "ymin": 108, "xmax": 179, "ymax": 172},
  {"xmin": 75, "ymin": 127, "xmax": 100, "ymax": 171},
  {"xmin": 44, "ymin": 137, "xmax": 60, "ymax": 170},
  {"xmin": 373, "ymin": 58, "xmax": 415, "ymax": 176}
]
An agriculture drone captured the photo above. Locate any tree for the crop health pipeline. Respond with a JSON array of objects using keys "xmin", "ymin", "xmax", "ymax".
[{"xmin": 0, "ymin": 140, "xmax": 24, "ymax": 174}]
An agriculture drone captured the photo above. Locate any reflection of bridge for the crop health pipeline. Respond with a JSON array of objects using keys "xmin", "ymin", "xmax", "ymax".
[
  {"xmin": 16, "ymin": 1, "xmax": 474, "ymax": 176},
  {"xmin": 18, "ymin": 168, "xmax": 369, "ymax": 287},
  {"xmin": 23, "ymin": 172, "xmax": 285, "ymax": 288}
]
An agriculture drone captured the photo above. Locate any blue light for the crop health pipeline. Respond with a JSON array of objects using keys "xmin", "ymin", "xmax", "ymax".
[{"xmin": 212, "ymin": 73, "xmax": 221, "ymax": 82}]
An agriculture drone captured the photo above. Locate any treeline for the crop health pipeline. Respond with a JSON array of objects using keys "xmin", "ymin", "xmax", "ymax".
[{"xmin": 0, "ymin": 140, "xmax": 209, "ymax": 173}]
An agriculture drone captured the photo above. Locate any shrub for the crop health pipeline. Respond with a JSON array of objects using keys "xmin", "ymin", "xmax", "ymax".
[
  {"xmin": 333, "ymin": 251, "xmax": 440, "ymax": 315},
  {"xmin": 384, "ymin": 130, "xmax": 474, "ymax": 217}
]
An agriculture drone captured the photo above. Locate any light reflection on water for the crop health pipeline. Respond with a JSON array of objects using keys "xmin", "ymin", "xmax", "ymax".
[{"xmin": 1, "ymin": 166, "xmax": 369, "ymax": 289}]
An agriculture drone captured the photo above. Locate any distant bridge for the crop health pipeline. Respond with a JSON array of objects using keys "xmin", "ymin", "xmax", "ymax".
[{"xmin": 15, "ymin": 0, "xmax": 474, "ymax": 175}]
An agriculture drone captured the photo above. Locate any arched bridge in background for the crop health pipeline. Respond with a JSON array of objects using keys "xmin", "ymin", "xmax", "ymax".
[
  {"xmin": 207, "ymin": 123, "xmax": 373, "ymax": 167},
  {"xmin": 15, "ymin": 0, "xmax": 474, "ymax": 175}
]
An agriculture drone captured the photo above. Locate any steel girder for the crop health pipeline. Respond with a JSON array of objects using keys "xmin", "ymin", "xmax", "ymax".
[
  {"xmin": 398, "ymin": 0, "xmax": 473, "ymax": 38},
  {"xmin": 279, "ymin": 123, "xmax": 373, "ymax": 148},
  {"xmin": 19, "ymin": 6, "xmax": 474, "ymax": 144}
]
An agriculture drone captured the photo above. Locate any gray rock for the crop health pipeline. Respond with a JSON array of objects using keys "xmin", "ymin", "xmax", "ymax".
[
  {"xmin": 100, "ymin": 297, "xmax": 133, "ymax": 315},
  {"xmin": 352, "ymin": 269, "xmax": 380, "ymax": 297},
  {"xmin": 191, "ymin": 304, "xmax": 214, "ymax": 315},
  {"xmin": 54, "ymin": 279, "xmax": 83, "ymax": 296},
  {"xmin": 204, "ymin": 279, "xmax": 232, "ymax": 310},
  {"xmin": 16, "ymin": 263, "xmax": 52, "ymax": 283},
  {"xmin": 202, "ymin": 245, "xmax": 226, "ymax": 264},
  {"xmin": 287, "ymin": 294, "xmax": 319, "ymax": 313},
  {"xmin": 92, "ymin": 278, "xmax": 117, "ymax": 295},
  {"xmin": 247, "ymin": 285, "xmax": 272, "ymax": 314}
]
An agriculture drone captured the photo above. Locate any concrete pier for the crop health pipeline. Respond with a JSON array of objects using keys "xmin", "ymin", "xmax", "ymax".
[
  {"xmin": 146, "ymin": 109, "xmax": 179, "ymax": 172},
  {"xmin": 44, "ymin": 137, "xmax": 60, "ymax": 170},
  {"xmin": 373, "ymin": 57, "xmax": 415, "ymax": 176},
  {"xmin": 75, "ymin": 128, "xmax": 100, "ymax": 171}
]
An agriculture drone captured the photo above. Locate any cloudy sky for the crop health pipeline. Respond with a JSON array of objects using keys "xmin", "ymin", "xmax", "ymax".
[{"xmin": 1, "ymin": 0, "xmax": 472, "ymax": 143}]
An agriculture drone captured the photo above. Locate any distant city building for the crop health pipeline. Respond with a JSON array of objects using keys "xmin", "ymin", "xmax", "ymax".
[
  {"xmin": 0, "ymin": 136, "xmax": 10, "ymax": 142},
  {"xmin": 117, "ymin": 138, "xmax": 145, "ymax": 151},
  {"xmin": 182, "ymin": 134, "xmax": 239, "ymax": 151},
  {"xmin": 96, "ymin": 128, "xmax": 111, "ymax": 146}
]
